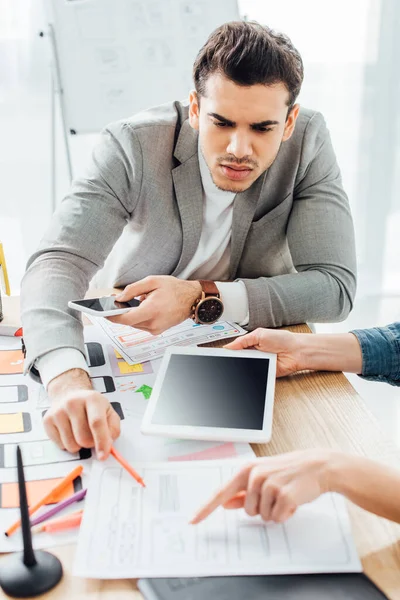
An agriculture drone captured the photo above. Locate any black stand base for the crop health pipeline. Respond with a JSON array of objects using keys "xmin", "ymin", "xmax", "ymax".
[{"xmin": 0, "ymin": 550, "xmax": 63, "ymax": 598}]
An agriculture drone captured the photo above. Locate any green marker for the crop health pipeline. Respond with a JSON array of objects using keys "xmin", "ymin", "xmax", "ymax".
[{"xmin": 135, "ymin": 384, "xmax": 153, "ymax": 400}]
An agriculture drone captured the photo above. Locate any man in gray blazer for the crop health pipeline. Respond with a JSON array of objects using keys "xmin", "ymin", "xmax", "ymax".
[{"xmin": 21, "ymin": 21, "xmax": 356, "ymax": 457}]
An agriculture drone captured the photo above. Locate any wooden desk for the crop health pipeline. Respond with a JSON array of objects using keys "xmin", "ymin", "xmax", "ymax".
[{"xmin": 3, "ymin": 305, "xmax": 400, "ymax": 598}]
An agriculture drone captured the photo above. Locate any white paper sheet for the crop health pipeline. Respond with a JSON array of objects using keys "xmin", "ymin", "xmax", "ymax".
[
  {"xmin": 89, "ymin": 315, "xmax": 247, "ymax": 365},
  {"xmin": 74, "ymin": 459, "xmax": 362, "ymax": 579}
]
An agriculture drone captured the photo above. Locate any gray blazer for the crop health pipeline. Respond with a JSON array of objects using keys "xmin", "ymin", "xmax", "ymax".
[{"xmin": 21, "ymin": 101, "xmax": 356, "ymax": 372}]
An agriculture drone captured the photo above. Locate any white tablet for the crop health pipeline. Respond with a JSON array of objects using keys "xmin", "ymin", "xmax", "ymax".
[{"xmin": 141, "ymin": 346, "xmax": 277, "ymax": 444}]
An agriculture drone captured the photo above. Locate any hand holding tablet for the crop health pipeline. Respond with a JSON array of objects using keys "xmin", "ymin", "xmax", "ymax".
[{"xmin": 141, "ymin": 346, "xmax": 277, "ymax": 444}]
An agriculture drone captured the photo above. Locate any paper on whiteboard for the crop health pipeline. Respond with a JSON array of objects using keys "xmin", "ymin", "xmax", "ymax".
[
  {"xmin": 89, "ymin": 316, "xmax": 246, "ymax": 365},
  {"xmin": 74, "ymin": 459, "xmax": 362, "ymax": 579}
]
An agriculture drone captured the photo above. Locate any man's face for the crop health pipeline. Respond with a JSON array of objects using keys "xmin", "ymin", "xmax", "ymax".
[{"xmin": 189, "ymin": 73, "xmax": 299, "ymax": 193}]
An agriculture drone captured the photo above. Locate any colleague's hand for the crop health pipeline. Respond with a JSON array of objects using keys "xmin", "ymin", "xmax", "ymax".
[
  {"xmin": 45, "ymin": 368, "xmax": 121, "ymax": 459},
  {"xmin": 225, "ymin": 328, "xmax": 308, "ymax": 377},
  {"xmin": 191, "ymin": 449, "xmax": 340, "ymax": 525},
  {"xmin": 107, "ymin": 276, "xmax": 202, "ymax": 334}
]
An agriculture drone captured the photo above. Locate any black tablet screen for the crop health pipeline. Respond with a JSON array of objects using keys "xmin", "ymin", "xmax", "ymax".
[{"xmin": 152, "ymin": 354, "xmax": 269, "ymax": 430}]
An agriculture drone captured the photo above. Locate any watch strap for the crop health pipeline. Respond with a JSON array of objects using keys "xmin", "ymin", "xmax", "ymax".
[{"xmin": 198, "ymin": 280, "xmax": 220, "ymax": 298}]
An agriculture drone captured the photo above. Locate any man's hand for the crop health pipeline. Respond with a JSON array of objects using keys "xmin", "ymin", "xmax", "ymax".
[
  {"xmin": 190, "ymin": 449, "xmax": 340, "ymax": 525},
  {"xmin": 225, "ymin": 328, "xmax": 307, "ymax": 377},
  {"xmin": 45, "ymin": 369, "xmax": 121, "ymax": 459},
  {"xmin": 108, "ymin": 276, "xmax": 202, "ymax": 334}
]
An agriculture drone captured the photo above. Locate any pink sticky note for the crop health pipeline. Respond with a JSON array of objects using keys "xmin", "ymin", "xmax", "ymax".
[{"xmin": 168, "ymin": 442, "xmax": 237, "ymax": 462}]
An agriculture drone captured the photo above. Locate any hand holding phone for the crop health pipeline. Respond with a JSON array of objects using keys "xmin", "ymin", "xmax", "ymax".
[{"xmin": 68, "ymin": 296, "xmax": 140, "ymax": 317}]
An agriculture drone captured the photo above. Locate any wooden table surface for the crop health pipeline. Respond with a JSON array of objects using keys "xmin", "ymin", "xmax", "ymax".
[{"xmin": 2, "ymin": 303, "xmax": 400, "ymax": 599}]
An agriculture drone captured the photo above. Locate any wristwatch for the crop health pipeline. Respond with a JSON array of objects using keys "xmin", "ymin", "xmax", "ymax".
[{"xmin": 191, "ymin": 280, "xmax": 224, "ymax": 324}]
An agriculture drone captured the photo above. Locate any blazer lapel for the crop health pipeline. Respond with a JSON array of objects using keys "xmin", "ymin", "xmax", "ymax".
[
  {"xmin": 229, "ymin": 171, "xmax": 267, "ymax": 279},
  {"xmin": 171, "ymin": 120, "xmax": 203, "ymax": 276}
]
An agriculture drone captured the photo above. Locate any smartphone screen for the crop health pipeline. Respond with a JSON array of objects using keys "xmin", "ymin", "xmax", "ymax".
[
  {"xmin": 71, "ymin": 297, "xmax": 140, "ymax": 312},
  {"xmin": 0, "ymin": 385, "xmax": 28, "ymax": 403},
  {"xmin": 0, "ymin": 413, "xmax": 31, "ymax": 434},
  {"xmin": 0, "ymin": 440, "xmax": 92, "ymax": 468},
  {"xmin": 85, "ymin": 342, "xmax": 105, "ymax": 368},
  {"xmin": 91, "ymin": 376, "xmax": 116, "ymax": 393}
]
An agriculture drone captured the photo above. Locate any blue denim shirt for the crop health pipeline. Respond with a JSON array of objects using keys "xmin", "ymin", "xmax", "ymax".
[{"xmin": 351, "ymin": 322, "xmax": 400, "ymax": 386}]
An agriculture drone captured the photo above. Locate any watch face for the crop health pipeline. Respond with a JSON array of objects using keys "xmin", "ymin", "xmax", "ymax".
[{"xmin": 197, "ymin": 298, "xmax": 224, "ymax": 324}]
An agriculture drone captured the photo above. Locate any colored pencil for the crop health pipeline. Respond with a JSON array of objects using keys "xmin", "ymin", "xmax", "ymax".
[
  {"xmin": 34, "ymin": 511, "xmax": 83, "ymax": 534},
  {"xmin": 30, "ymin": 488, "xmax": 87, "ymax": 527},
  {"xmin": 5, "ymin": 465, "xmax": 83, "ymax": 537},
  {"xmin": 110, "ymin": 446, "xmax": 146, "ymax": 487}
]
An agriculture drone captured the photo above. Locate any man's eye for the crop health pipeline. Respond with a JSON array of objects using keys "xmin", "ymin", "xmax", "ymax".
[
  {"xmin": 253, "ymin": 127, "xmax": 273, "ymax": 133},
  {"xmin": 214, "ymin": 121, "xmax": 229, "ymax": 128}
]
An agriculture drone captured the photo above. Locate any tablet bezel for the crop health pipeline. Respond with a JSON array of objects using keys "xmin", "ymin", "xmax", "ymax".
[{"xmin": 141, "ymin": 346, "xmax": 277, "ymax": 443}]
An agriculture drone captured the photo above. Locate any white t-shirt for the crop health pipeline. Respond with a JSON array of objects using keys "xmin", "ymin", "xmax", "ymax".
[{"xmin": 177, "ymin": 145, "xmax": 235, "ymax": 281}]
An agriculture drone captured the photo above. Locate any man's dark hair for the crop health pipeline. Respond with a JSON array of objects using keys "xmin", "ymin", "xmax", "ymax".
[{"xmin": 193, "ymin": 21, "xmax": 304, "ymax": 109}]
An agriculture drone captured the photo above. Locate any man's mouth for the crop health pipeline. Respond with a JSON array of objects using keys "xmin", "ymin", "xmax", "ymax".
[{"xmin": 219, "ymin": 164, "xmax": 254, "ymax": 181}]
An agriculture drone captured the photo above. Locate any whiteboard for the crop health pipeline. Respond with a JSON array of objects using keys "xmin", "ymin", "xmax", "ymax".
[{"xmin": 47, "ymin": 0, "xmax": 240, "ymax": 134}]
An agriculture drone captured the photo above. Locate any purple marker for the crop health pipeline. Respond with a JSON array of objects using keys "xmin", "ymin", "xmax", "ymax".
[{"xmin": 30, "ymin": 488, "xmax": 87, "ymax": 528}]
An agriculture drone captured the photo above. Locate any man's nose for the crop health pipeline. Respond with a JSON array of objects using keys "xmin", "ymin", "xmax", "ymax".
[{"xmin": 226, "ymin": 133, "xmax": 253, "ymax": 160}]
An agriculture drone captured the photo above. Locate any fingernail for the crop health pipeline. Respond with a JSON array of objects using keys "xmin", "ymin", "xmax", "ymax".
[
  {"xmin": 97, "ymin": 450, "xmax": 105, "ymax": 461},
  {"xmin": 115, "ymin": 294, "xmax": 123, "ymax": 300}
]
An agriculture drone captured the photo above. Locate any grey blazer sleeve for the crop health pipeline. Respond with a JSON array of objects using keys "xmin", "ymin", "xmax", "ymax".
[
  {"xmin": 21, "ymin": 122, "xmax": 143, "ymax": 372},
  {"xmin": 242, "ymin": 112, "xmax": 357, "ymax": 329}
]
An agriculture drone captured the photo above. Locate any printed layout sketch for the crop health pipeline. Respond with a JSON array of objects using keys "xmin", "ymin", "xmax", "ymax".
[{"xmin": 74, "ymin": 461, "xmax": 361, "ymax": 578}]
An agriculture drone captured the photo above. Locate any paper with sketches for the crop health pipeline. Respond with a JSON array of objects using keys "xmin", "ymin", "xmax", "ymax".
[
  {"xmin": 89, "ymin": 315, "xmax": 246, "ymax": 365},
  {"xmin": 74, "ymin": 459, "xmax": 362, "ymax": 579}
]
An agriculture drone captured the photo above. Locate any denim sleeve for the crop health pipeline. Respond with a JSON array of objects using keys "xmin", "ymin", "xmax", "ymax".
[{"xmin": 351, "ymin": 322, "xmax": 400, "ymax": 386}]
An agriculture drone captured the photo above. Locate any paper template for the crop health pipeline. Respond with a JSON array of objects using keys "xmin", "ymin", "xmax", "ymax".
[
  {"xmin": 0, "ymin": 462, "xmax": 90, "ymax": 553},
  {"xmin": 0, "ymin": 384, "xmax": 28, "ymax": 403},
  {"xmin": 0, "ymin": 412, "xmax": 30, "ymax": 434},
  {"xmin": 107, "ymin": 345, "xmax": 154, "ymax": 377},
  {"xmin": 0, "ymin": 327, "xmax": 254, "ymax": 552},
  {"xmin": 90, "ymin": 316, "xmax": 246, "ymax": 365},
  {"xmin": 74, "ymin": 459, "xmax": 362, "ymax": 579},
  {"xmin": 0, "ymin": 350, "xmax": 24, "ymax": 375},
  {"xmin": 0, "ymin": 440, "xmax": 91, "ymax": 468}
]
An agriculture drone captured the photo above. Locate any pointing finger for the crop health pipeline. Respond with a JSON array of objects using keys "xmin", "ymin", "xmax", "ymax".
[
  {"xmin": 86, "ymin": 398, "xmax": 112, "ymax": 460},
  {"xmin": 190, "ymin": 466, "xmax": 252, "ymax": 524},
  {"xmin": 222, "ymin": 490, "xmax": 246, "ymax": 509}
]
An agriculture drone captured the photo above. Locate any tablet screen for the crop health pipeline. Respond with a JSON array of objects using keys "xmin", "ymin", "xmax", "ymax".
[{"xmin": 152, "ymin": 354, "xmax": 270, "ymax": 430}]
